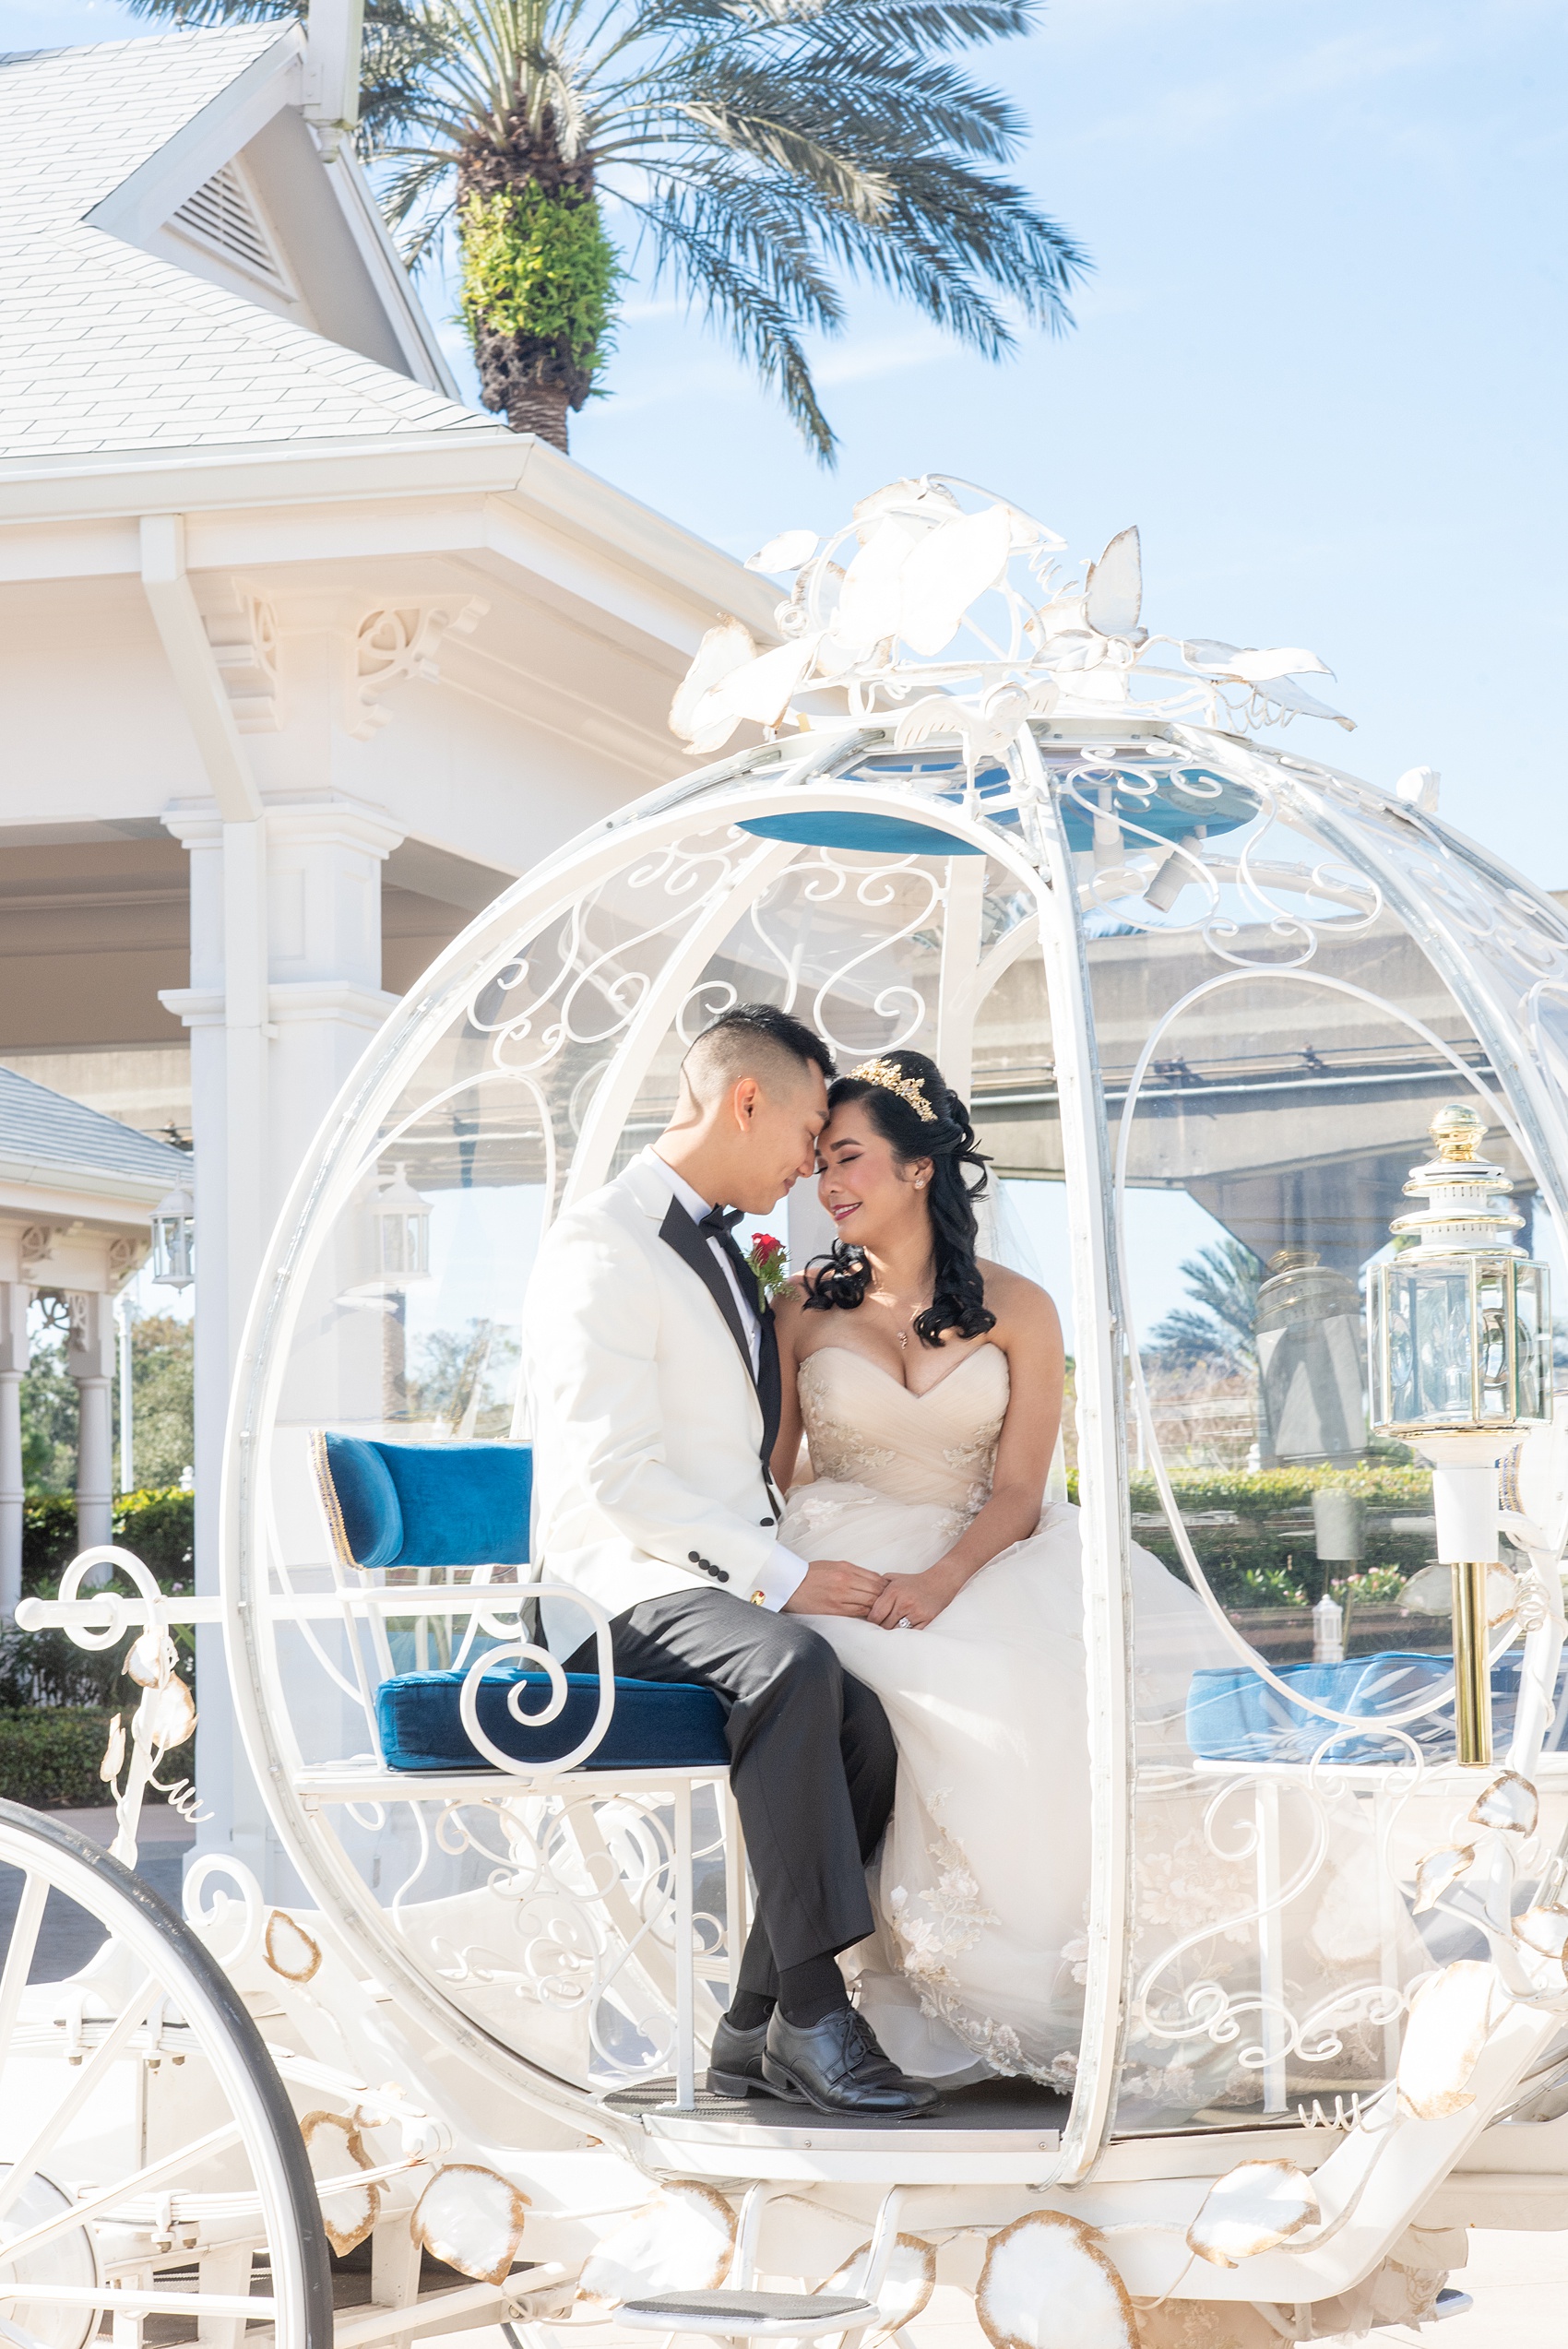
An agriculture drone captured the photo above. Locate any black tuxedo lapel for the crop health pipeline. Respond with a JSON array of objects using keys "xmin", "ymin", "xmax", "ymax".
[
  {"xmin": 659, "ymin": 1198, "xmax": 754, "ymax": 1378},
  {"xmin": 658, "ymin": 1199, "xmax": 783, "ymax": 1481}
]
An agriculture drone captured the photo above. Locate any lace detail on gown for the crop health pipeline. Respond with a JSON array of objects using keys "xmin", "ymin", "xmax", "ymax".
[{"xmin": 779, "ymin": 1340, "xmax": 1234, "ymax": 2092}]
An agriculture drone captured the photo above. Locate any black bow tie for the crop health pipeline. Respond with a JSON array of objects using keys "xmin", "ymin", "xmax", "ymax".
[{"xmin": 697, "ymin": 1204, "xmax": 744, "ymax": 1236}]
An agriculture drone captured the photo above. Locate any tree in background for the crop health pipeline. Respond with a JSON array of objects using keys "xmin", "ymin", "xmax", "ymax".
[
  {"xmin": 119, "ymin": 1316, "xmax": 196, "ymax": 1490},
  {"xmin": 128, "ymin": 1, "xmax": 1087, "ymax": 457},
  {"xmin": 21, "ymin": 1311, "xmax": 194, "ymax": 1499},
  {"xmin": 1145, "ymin": 1240, "xmax": 1265, "ymax": 1373},
  {"xmin": 19, "ymin": 1327, "xmax": 76, "ymax": 1493}
]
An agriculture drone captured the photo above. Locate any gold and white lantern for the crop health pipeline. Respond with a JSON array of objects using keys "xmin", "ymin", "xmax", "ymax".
[{"xmin": 1369, "ymin": 1101, "xmax": 1551, "ymax": 1762}]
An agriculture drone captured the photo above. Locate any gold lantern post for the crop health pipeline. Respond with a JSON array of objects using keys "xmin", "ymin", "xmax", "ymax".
[{"xmin": 1368, "ymin": 1102, "xmax": 1552, "ymax": 1764}]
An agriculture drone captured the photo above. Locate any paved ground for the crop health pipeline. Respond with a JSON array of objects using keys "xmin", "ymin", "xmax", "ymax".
[{"xmin": 0, "ymin": 1799, "xmax": 196, "ymax": 1975}]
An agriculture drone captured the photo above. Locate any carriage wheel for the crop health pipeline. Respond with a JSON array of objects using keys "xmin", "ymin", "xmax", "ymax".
[{"xmin": 0, "ymin": 1798, "xmax": 332, "ymax": 2349}]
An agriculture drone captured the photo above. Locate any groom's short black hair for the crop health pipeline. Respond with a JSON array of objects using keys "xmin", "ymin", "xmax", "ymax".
[{"xmin": 684, "ymin": 1003, "xmax": 835, "ymax": 1097}]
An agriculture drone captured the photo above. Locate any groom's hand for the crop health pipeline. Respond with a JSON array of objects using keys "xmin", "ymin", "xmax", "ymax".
[{"xmin": 783, "ymin": 1560, "xmax": 888, "ymax": 1618}]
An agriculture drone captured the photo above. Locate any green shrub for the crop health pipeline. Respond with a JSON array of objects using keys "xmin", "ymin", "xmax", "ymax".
[
  {"xmin": 10, "ymin": 1489, "xmax": 196, "ymax": 1712},
  {"xmin": 1063, "ymin": 1463, "xmax": 1436, "ymax": 1609},
  {"xmin": 0, "ymin": 1707, "xmax": 196, "ymax": 1809},
  {"xmin": 21, "ymin": 1487, "xmax": 194, "ymax": 1596}
]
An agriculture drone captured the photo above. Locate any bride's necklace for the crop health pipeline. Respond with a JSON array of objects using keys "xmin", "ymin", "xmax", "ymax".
[{"xmin": 868, "ymin": 1278, "xmax": 932, "ymax": 1351}]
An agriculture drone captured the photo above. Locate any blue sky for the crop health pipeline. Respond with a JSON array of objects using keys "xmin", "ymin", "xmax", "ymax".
[{"xmin": 11, "ymin": 0, "xmax": 1563, "ymax": 875}]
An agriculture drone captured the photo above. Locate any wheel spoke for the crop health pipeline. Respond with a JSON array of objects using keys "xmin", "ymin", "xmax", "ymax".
[
  {"xmin": 0, "ymin": 2122, "xmax": 243, "ymax": 2274},
  {"xmin": 0, "ymin": 1973, "xmax": 161, "ymax": 2226},
  {"xmin": 0, "ymin": 1877, "xmax": 47, "ymax": 2090}
]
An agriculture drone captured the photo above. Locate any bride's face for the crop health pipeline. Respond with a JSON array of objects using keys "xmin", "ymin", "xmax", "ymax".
[{"xmin": 816, "ymin": 1100, "xmax": 931, "ymax": 1246}]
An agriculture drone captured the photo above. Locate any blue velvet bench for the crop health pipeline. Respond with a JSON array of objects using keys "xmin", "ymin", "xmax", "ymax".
[
  {"xmin": 312, "ymin": 1430, "xmax": 729, "ymax": 1775},
  {"xmin": 1186, "ymin": 1647, "xmax": 1568, "ymax": 1766}
]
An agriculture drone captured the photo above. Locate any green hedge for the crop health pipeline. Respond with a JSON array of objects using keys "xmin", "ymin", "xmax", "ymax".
[
  {"xmin": 7, "ymin": 1489, "xmax": 197, "ymax": 1714},
  {"xmin": 0, "ymin": 1709, "xmax": 119, "ymax": 1808},
  {"xmin": 0, "ymin": 1708, "xmax": 196, "ymax": 1809},
  {"xmin": 1064, "ymin": 1464, "xmax": 1436, "ymax": 1610},
  {"xmin": 21, "ymin": 1488, "xmax": 194, "ymax": 1595}
]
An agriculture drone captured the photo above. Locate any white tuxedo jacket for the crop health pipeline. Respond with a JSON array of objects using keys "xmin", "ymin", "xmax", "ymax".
[{"xmin": 522, "ymin": 1150, "xmax": 802, "ymax": 1631}]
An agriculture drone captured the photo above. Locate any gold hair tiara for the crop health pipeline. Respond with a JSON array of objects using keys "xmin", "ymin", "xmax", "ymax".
[{"xmin": 850, "ymin": 1057, "xmax": 938, "ymax": 1122}]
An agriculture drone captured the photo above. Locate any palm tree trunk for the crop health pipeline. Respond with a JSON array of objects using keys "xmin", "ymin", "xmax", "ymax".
[{"xmin": 502, "ymin": 380, "xmax": 571, "ymax": 450}]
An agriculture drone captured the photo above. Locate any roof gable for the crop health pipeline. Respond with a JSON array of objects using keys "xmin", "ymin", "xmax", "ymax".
[
  {"xmin": 0, "ymin": 28, "xmax": 508, "ymax": 467},
  {"xmin": 0, "ymin": 1063, "xmax": 193, "ymax": 1202}
]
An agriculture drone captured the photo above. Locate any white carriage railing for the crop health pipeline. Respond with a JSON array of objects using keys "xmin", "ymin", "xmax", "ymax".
[{"xmin": 18, "ymin": 1566, "xmax": 742, "ymax": 2109}]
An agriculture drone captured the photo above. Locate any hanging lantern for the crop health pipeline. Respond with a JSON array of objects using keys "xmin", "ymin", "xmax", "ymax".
[
  {"xmin": 370, "ymin": 1164, "xmax": 432, "ymax": 1286},
  {"xmin": 149, "ymin": 1180, "xmax": 195, "ymax": 1291},
  {"xmin": 1369, "ymin": 1102, "xmax": 1550, "ymax": 1438}
]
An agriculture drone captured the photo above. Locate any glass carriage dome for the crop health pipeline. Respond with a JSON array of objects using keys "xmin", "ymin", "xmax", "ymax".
[{"xmin": 228, "ymin": 479, "xmax": 1568, "ymax": 2192}]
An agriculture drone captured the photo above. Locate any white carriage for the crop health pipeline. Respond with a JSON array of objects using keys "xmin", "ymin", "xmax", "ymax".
[{"xmin": 9, "ymin": 477, "xmax": 1568, "ymax": 2349}]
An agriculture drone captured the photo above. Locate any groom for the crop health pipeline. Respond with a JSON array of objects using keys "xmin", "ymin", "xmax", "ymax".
[{"xmin": 522, "ymin": 1003, "xmax": 937, "ymax": 2117}]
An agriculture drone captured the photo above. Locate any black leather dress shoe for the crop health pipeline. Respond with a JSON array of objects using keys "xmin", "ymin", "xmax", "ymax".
[
  {"xmin": 706, "ymin": 2011, "xmax": 774, "ymax": 2097},
  {"xmin": 762, "ymin": 2004, "xmax": 940, "ymax": 2117}
]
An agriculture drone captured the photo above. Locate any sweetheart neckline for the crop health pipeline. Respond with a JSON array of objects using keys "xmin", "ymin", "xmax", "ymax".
[{"xmin": 800, "ymin": 1340, "xmax": 1004, "ymax": 1403}]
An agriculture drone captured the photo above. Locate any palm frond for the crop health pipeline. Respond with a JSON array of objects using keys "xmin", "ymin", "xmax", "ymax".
[{"xmin": 623, "ymin": 187, "xmax": 837, "ymax": 457}]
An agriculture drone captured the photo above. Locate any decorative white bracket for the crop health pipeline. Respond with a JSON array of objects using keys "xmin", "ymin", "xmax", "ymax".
[
  {"xmin": 347, "ymin": 599, "xmax": 489, "ymax": 740},
  {"xmin": 200, "ymin": 579, "xmax": 280, "ymax": 733}
]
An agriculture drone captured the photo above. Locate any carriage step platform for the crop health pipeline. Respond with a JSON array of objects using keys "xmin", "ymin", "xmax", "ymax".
[
  {"xmin": 601, "ymin": 2073, "xmax": 1072, "ymax": 2182},
  {"xmin": 619, "ymin": 2291, "xmax": 879, "ymax": 2339}
]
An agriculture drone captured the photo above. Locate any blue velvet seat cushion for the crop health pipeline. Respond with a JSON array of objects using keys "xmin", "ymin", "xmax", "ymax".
[
  {"xmin": 376, "ymin": 1666, "xmax": 731, "ymax": 1772},
  {"xmin": 1187, "ymin": 1648, "xmax": 1568, "ymax": 1766},
  {"xmin": 322, "ymin": 1433, "xmax": 531, "ymax": 1570}
]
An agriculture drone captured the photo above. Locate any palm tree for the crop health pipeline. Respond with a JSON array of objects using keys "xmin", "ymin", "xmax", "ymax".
[
  {"xmin": 1146, "ymin": 1240, "xmax": 1266, "ymax": 1372},
  {"xmin": 130, "ymin": 1, "xmax": 1087, "ymax": 457}
]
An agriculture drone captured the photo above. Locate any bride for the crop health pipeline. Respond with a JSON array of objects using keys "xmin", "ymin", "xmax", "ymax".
[{"xmin": 772, "ymin": 1049, "xmax": 1226, "ymax": 2088}]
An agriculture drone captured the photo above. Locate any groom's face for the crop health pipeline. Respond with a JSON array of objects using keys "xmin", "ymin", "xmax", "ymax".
[{"xmin": 730, "ymin": 1064, "xmax": 829, "ymax": 1212}]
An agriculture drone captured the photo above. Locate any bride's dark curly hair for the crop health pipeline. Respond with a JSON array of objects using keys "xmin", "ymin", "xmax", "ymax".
[{"xmin": 803, "ymin": 1049, "xmax": 995, "ymax": 1347}]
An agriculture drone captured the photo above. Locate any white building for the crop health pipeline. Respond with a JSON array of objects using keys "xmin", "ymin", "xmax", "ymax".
[{"xmin": 0, "ymin": 6, "xmax": 773, "ymax": 1857}]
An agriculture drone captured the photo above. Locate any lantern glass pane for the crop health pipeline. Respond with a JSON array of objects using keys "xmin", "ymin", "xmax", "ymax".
[{"xmin": 1515, "ymin": 1261, "xmax": 1551, "ymax": 1422}]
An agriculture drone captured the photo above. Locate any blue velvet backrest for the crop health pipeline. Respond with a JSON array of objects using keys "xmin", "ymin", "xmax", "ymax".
[{"xmin": 315, "ymin": 1431, "xmax": 532, "ymax": 1570}]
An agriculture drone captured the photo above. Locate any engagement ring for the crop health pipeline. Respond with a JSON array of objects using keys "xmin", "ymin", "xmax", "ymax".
[{"xmin": 897, "ymin": 1616, "xmax": 912, "ymax": 1629}]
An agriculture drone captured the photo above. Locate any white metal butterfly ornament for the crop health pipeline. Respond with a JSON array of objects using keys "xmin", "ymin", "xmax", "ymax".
[{"xmin": 672, "ymin": 474, "xmax": 1352, "ymax": 756}]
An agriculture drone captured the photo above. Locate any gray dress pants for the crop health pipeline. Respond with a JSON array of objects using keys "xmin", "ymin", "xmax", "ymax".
[{"xmin": 567, "ymin": 1586, "xmax": 896, "ymax": 1996}]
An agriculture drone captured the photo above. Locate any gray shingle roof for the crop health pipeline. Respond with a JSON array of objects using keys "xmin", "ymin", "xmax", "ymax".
[
  {"xmin": 0, "ymin": 30, "xmax": 507, "ymax": 463},
  {"xmin": 0, "ymin": 1064, "xmax": 193, "ymax": 1198}
]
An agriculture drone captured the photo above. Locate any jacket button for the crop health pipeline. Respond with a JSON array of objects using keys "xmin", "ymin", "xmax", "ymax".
[
  {"xmin": 759, "ymin": 1517, "xmax": 772, "ymax": 1525},
  {"xmin": 716, "ymin": 1569, "xmax": 731, "ymax": 1583},
  {"xmin": 688, "ymin": 1551, "xmax": 700, "ymax": 1563}
]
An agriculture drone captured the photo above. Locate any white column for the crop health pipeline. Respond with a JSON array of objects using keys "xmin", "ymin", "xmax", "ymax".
[
  {"xmin": 0, "ymin": 1278, "xmax": 29, "ymax": 1617},
  {"xmin": 67, "ymin": 1291, "xmax": 115, "ymax": 1560},
  {"xmin": 162, "ymin": 789, "xmax": 400, "ymax": 1895}
]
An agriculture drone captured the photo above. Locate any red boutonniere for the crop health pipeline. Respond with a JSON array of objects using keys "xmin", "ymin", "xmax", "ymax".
[{"xmin": 747, "ymin": 1232, "xmax": 790, "ymax": 1302}]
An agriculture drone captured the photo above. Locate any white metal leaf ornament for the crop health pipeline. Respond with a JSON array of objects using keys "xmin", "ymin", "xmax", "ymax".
[
  {"xmin": 669, "ymin": 617, "xmax": 756, "ymax": 749},
  {"xmin": 1084, "ymin": 527, "xmax": 1142, "ymax": 638},
  {"xmin": 745, "ymin": 528, "xmax": 818, "ymax": 575},
  {"xmin": 301, "ymin": 2110, "xmax": 379, "ymax": 2257},
  {"xmin": 1396, "ymin": 1961, "xmax": 1502, "ymax": 2119},
  {"xmin": 577, "ymin": 2181, "xmax": 737, "ymax": 2306},
  {"xmin": 710, "ymin": 634, "xmax": 821, "ymax": 728},
  {"xmin": 1184, "ymin": 2160, "xmax": 1321, "ymax": 2269},
  {"xmin": 822, "ymin": 2235, "xmax": 936, "ymax": 2334},
  {"xmin": 898, "ymin": 503, "xmax": 1013, "ymax": 655},
  {"xmin": 837, "ymin": 515, "xmax": 923, "ymax": 649},
  {"xmin": 1411, "ymin": 1843, "xmax": 1476, "ymax": 1914},
  {"xmin": 1397, "ymin": 1561, "xmax": 1522, "ymax": 1624},
  {"xmin": 1468, "ymin": 1771, "xmax": 1539, "ymax": 1834},
  {"xmin": 976, "ymin": 2210, "xmax": 1136, "ymax": 2349},
  {"xmin": 264, "ymin": 1908, "xmax": 324, "ymax": 1984},
  {"xmin": 137, "ymin": 1674, "xmax": 196, "ymax": 1751},
  {"xmin": 1515, "ymin": 1905, "xmax": 1568, "ymax": 1969},
  {"xmin": 411, "ymin": 2164, "xmax": 529, "ymax": 2285}
]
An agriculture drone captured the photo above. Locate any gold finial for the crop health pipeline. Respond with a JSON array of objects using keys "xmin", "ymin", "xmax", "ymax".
[
  {"xmin": 1430, "ymin": 1101, "xmax": 1487, "ymax": 1163},
  {"xmin": 849, "ymin": 1057, "xmax": 938, "ymax": 1122}
]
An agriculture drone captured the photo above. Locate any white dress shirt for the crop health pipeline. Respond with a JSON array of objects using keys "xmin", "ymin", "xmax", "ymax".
[{"xmin": 645, "ymin": 1149, "xmax": 807, "ymax": 1608}]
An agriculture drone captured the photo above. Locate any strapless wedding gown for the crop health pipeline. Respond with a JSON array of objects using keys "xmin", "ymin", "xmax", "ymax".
[{"xmin": 778, "ymin": 1342, "xmax": 1228, "ymax": 2088}]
